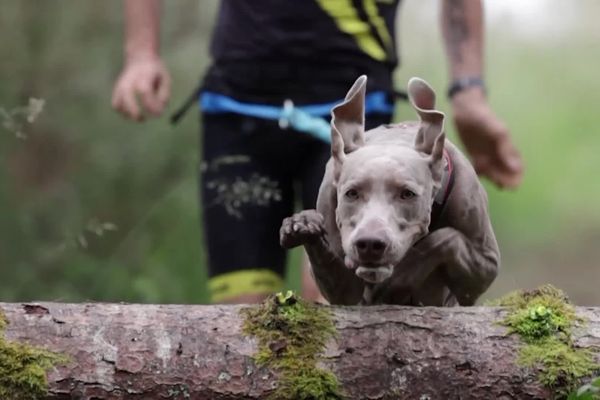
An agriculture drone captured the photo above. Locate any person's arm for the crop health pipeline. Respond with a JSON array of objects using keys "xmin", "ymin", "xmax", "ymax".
[
  {"xmin": 124, "ymin": 0, "xmax": 161, "ymax": 63},
  {"xmin": 112, "ymin": 0, "xmax": 171, "ymax": 121},
  {"xmin": 441, "ymin": 0, "xmax": 483, "ymax": 81},
  {"xmin": 440, "ymin": 0, "xmax": 523, "ymax": 189}
]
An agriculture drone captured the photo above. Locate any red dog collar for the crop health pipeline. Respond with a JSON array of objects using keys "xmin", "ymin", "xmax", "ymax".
[{"xmin": 429, "ymin": 150, "xmax": 455, "ymax": 231}]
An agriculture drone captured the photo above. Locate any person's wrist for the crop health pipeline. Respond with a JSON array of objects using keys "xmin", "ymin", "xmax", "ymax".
[
  {"xmin": 125, "ymin": 48, "xmax": 160, "ymax": 65},
  {"xmin": 450, "ymin": 85, "xmax": 486, "ymax": 109},
  {"xmin": 448, "ymin": 76, "xmax": 486, "ymax": 100}
]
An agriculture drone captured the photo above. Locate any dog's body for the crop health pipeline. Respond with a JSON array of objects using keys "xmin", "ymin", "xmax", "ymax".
[{"xmin": 281, "ymin": 76, "xmax": 499, "ymax": 306}]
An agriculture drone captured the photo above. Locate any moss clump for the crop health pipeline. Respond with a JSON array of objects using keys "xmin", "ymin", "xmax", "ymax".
[
  {"xmin": 241, "ymin": 290, "xmax": 342, "ymax": 400},
  {"xmin": 493, "ymin": 285, "xmax": 599, "ymax": 398},
  {"xmin": 0, "ymin": 308, "xmax": 68, "ymax": 400},
  {"xmin": 494, "ymin": 285, "xmax": 575, "ymax": 340},
  {"xmin": 0, "ymin": 311, "xmax": 7, "ymax": 331},
  {"xmin": 519, "ymin": 339, "xmax": 596, "ymax": 389}
]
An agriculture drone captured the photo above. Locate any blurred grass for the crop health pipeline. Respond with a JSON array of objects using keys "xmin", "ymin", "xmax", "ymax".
[{"xmin": 0, "ymin": 1, "xmax": 599, "ymax": 304}]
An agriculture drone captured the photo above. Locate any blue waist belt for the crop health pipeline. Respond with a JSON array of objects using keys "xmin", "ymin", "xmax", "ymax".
[{"xmin": 200, "ymin": 91, "xmax": 394, "ymax": 144}]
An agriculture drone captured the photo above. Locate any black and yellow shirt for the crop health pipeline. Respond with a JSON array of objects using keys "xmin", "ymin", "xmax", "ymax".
[{"xmin": 203, "ymin": 0, "xmax": 402, "ymax": 105}]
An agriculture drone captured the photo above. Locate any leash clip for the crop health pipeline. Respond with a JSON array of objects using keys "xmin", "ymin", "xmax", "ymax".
[{"xmin": 278, "ymin": 99, "xmax": 294, "ymax": 130}]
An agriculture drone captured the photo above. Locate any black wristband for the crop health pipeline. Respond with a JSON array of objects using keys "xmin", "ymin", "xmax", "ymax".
[{"xmin": 447, "ymin": 77, "xmax": 486, "ymax": 99}]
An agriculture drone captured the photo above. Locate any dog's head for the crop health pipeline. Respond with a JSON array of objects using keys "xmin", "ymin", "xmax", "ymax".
[{"xmin": 330, "ymin": 75, "xmax": 446, "ymax": 284}]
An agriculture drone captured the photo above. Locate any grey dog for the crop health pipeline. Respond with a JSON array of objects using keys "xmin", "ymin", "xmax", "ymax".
[{"xmin": 280, "ymin": 76, "xmax": 500, "ymax": 306}]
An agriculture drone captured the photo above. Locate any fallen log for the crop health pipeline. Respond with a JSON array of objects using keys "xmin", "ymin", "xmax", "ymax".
[{"xmin": 0, "ymin": 299, "xmax": 599, "ymax": 399}]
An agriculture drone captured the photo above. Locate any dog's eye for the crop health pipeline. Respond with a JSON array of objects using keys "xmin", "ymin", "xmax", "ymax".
[
  {"xmin": 400, "ymin": 189, "xmax": 416, "ymax": 200},
  {"xmin": 345, "ymin": 189, "xmax": 359, "ymax": 200}
]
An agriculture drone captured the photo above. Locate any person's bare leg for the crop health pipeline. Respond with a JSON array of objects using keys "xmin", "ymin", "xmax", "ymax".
[{"xmin": 301, "ymin": 251, "xmax": 328, "ymax": 304}]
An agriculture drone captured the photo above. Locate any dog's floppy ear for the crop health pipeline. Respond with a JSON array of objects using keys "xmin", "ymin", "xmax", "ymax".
[
  {"xmin": 408, "ymin": 77, "xmax": 445, "ymax": 181},
  {"xmin": 330, "ymin": 75, "xmax": 367, "ymax": 182}
]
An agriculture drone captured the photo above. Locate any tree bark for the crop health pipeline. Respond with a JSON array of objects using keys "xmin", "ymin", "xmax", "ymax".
[{"xmin": 1, "ymin": 302, "xmax": 599, "ymax": 399}]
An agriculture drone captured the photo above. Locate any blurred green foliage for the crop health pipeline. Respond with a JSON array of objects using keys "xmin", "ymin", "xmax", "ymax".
[
  {"xmin": 0, "ymin": 1, "xmax": 599, "ymax": 305},
  {"xmin": 569, "ymin": 376, "xmax": 600, "ymax": 400}
]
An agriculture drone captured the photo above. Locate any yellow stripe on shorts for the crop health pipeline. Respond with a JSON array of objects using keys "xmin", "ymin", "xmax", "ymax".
[{"xmin": 208, "ymin": 269, "xmax": 284, "ymax": 303}]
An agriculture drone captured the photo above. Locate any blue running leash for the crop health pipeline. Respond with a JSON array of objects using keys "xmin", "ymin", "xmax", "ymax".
[{"xmin": 199, "ymin": 91, "xmax": 395, "ymax": 144}]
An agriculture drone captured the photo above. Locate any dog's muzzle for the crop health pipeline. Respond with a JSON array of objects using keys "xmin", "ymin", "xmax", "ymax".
[{"xmin": 355, "ymin": 265, "xmax": 393, "ymax": 283}]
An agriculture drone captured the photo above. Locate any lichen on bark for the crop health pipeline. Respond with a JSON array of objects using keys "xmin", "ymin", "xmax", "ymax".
[
  {"xmin": 0, "ymin": 307, "xmax": 67, "ymax": 400},
  {"xmin": 491, "ymin": 285, "xmax": 599, "ymax": 398},
  {"xmin": 241, "ymin": 291, "xmax": 343, "ymax": 400}
]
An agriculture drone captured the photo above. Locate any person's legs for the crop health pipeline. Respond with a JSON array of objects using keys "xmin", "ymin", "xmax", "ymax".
[{"xmin": 200, "ymin": 113, "xmax": 294, "ymax": 304}]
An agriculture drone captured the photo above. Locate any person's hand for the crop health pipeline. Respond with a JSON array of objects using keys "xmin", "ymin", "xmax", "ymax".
[
  {"xmin": 451, "ymin": 87, "xmax": 524, "ymax": 190},
  {"xmin": 111, "ymin": 56, "xmax": 171, "ymax": 121}
]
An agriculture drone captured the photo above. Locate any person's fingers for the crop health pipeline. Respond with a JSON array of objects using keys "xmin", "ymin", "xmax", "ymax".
[
  {"xmin": 112, "ymin": 62, "xmax": 172, "ymax": 121},
  {"xmin": 471, "ymin": 153, "xmax": 490, "ymax": 176},
  {"xmin": 491, "ymin": 134, "xmax": 523, "ymax": 183},
  {"xmin": 120, "ymin": 82, "xmax": 142, "ymax": 121},
  {"xmin": 156, "ymin": 68, "xmax": 171, "ymax": 107},
  {"xmin": 136, "ymin": 77, "xmax": 162, "ymax": 116},
  {"xmin": 453, "ymin": 104, "xmax": 524, "ymax": 190},
  {"xmin": 493, "ymin": 168, "xmax": 521, "ymax": 190},
  {"xmin": 498, "ymin": 139, "xmax": 524, "ymax": 174},
  {"xmin": 112, "ymin": 78, "xmax": 136, "ymax": 118},
  {"xmin": 478, "ymin": 111, "xmax": 508, "ymax": 142},
  {"xmin": 111, "ymin": 86, "xmax": 125, "ymax": 114},
  {"xmin": 487, "ymin": 156, "xmax": 523, "ymax": 190},
  {"xmin": 487, "ymin": 170, "xmax": 508, "ymax": 190},
  {"xmin": 481, "ymin": 117, "xmax": 524, "ymax": 189},
  {"xmin": 111, "ymin": 81, "xmax": 123, "ymax": 111},
  {"xmin": 476, "ymin": 160, "xmax": 506, "ymax": 190},
  {"xmin": 499, "ymin": 172, "xmax": 522, "ymax": 190},
  {"xmin": 501, "ymin": 153, "xmax": 523, "ymax": 179},
  {"xmin": 472, "ymin": 152, "xmax": 522, "ymax": 190},
  {"xmin": 496, "ymin": 158, "xmax": 523, "ymax": 189}
]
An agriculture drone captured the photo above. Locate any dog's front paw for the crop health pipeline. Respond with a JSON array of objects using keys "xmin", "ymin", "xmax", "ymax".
[{"xmin": 280, "ymin": 209, "xmax": 325, "ymax": 249}]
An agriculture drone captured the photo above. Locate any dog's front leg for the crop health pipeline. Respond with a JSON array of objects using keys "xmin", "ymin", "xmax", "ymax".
[
  {"xmin": 434, "ymin": 228, "xmax": 499, "ymax": 305},
  {"xmin": 383, "ymin": 228, "xmax": 499, "ymax": 305},
  {"xmin": 280, "ymin": 210, "xmax": 364, "ymax": 305}
]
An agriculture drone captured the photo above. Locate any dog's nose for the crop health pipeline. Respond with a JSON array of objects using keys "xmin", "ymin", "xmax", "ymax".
[{"xmin": 355, "ymin": 237, "xmax": 388, "ymax": 260}]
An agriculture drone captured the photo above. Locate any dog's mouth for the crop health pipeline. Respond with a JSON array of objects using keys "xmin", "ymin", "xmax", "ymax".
[
  {"xmin": 345, "ymin": 253, "xmax": 396, "ymax": 283},
  {"xmin": 355, "ymin": 264, "xmax": 393, "ymax": 283}
]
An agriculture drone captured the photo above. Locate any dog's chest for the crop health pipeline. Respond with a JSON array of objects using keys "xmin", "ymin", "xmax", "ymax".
[{"xmin": 376, "ymin": 270, "xmax": 456, "ymax": 306}]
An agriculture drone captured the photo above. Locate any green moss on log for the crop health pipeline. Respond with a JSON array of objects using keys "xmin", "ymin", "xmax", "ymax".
[
  {"xmin": 241, "ymin": 291, "xmax": 342, "ymax": 400},
  {"xmin": 492, "ymin": 285, "xmax": 599, "ymax": 398},
  {"xmin": 0, "ymin": 307, "xmax": 68, "ymax": 400}
]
